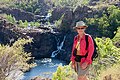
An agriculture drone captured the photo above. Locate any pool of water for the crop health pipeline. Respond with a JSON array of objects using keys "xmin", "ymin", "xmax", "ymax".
[{"xmin": 21, "ymin": 58, "xmax": 67, "ymax": 80}]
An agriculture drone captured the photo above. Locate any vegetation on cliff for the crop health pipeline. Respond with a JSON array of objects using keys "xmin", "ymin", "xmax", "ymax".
[
  {"xmin": 0, "ymin": 0, "xmax": 120, "ymax": 80},
  {"xmin": 3, "ymin": 14, "xmax": 40, "ymax": 28},
  {"xmin": 86, "ymin": 5, "xmax": 120, "ymax": 38},
  {"xmin": 112, "ymin": 27, "xmax": 120, "ymax": 47}
]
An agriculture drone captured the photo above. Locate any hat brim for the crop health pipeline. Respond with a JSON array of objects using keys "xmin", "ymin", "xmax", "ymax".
[{"xmin": 73, "ymin": 25, "xmax": 88, "ymax": 30}]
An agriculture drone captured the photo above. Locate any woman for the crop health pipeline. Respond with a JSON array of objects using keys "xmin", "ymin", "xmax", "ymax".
[{"xmin": 71, "ymin": 21, "xmax": 94, "ymax": 80}]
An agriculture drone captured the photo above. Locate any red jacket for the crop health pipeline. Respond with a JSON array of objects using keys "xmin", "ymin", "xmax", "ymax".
[{"xmin": 70, "ymin": 34, "xmax": 94, "ymax": 65}]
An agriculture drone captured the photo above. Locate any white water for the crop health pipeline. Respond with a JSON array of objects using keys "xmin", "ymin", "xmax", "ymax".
[
  {"xmin": 20, "ymin": 36, "xmax": 67, "ymax": 80},
  {"xmin": 21, "ymin": 58, "xmax": 67, "ymax": 80},
  {"xmin": 51, "ymin": 36, "xmax": 66, "ymax": 57}
]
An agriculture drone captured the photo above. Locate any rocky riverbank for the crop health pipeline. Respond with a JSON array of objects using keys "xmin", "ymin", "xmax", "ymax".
[
  {"xmin": 0, "ymin": 17, "xmax": 75, "ymax": 62},
  {"xmin": 31, "ymin": 77, "xmax": 52, "ymax": 80}
]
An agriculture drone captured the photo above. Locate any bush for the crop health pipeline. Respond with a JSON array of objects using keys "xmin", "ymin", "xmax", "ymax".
[
  {"xmin": 18, "ymin": 20, "xmax": 40, "ymax": 28},
  {"xmin": 6, "ymin": 14, "xmax": 16, "ymax": 24},
  {"xmin": 52, "ymin": 63, "xmax": 77, "ymax": 80},
  {"xmin": 54, "ymin": 14, "xmax": 64, "ymax": 28},
  {"xmin": 86, "ymin": 5, "xmax": 120, "ymax": 38},
  {"xmin": 9, "ymin": 0, "xmax": 42, "ymax": 14},
  {"xmin": 112, "ymin": 27, "xmax": 120, "ymax": 47},
  {"xmin": 51, "ymin": 0, "xmax": 89, "ymax": 8},
  {"xmin": 89, "ymin": 37, "xmax": 120, "ymax": 79},
  {"xmin": 0, "ymin": 38, "xmax": 35, "ymax": 80}
]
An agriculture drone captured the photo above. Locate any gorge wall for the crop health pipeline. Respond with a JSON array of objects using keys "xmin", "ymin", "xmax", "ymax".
[{"xmin": 0, "ymin": 1, "xmax": 120, "ymax": 62}]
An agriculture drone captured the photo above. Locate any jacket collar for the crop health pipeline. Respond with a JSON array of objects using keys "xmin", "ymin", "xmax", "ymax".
[{"xmin": 76, "ymin": 33, "xmax": 86, "ymax": 40}]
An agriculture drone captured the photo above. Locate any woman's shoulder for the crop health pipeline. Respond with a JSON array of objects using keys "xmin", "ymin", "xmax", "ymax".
[
  {"xmin": 85, "ymin": 34, "xmax": 92, "ymax": 39},
  {"xmin": 74, "ymin": 35, "xmax": 78, "ymax": 40}
]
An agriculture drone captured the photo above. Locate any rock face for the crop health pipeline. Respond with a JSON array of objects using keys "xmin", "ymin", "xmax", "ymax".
[
  {"xmin": 51, "ymin": 1, "xmax": 120, "ymax": 33},
  {"xmin": 0, "ymin": 19, "xmax": 18, "ymax": 44},
  {"xmin": 1, "ymin": 1, "xmax": 120, "ymax": 62},
  {"xmin": 55, "ymin": 32, "xmax": 77, "ymax": 62},
  {"xmin": 25, "ymin": 31, "xmax": 57, "ymax": 59},
  {"xmin": 50, "ymin": 5, "xmax": 105, "ymax": 33},
  {"xmin": 0, "ymin": 8, "xmax": 48, "ymax": 23},
  {"xmin": 0, "ymin": 17, "xmax": 76, "ymax": 62},
  {"xmin": 59, "ymin": 5, "xmax": 107, "ymax": 33},
  {"xmin": 0, "ymin": 18, "xmax": 57, "ymax": 59},
  {"xmin": 0, "ymin": 8, "xmax": 35, "ymax": 22},
  {"xmin": 59, "ymin": 9, "xmax": 73, "ymax": 32},
  {"xmin": 50, "ymin": 7, "xmax": 72, "ymax": 23}
]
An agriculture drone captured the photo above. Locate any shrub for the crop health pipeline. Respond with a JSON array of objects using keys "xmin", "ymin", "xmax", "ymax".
[
  {"xmin": 0, "ymin": 38, "xmax": 35, "ymax": 80},
  {"xmin": 54, "ymin": 14, "xmax": 64, "ymax": 28},
  {"xmin": 89, "ymin": 37, "xmax": 120, "ymax": 79},
  {"xmin": 86, "ymin": 5, "xmax": 120, "ymax": 38},
  {"xmin": 18, "ymin": 20, "xmax": 40, "ymax": 28},
  {"xmin": 52, "ymin": 63, "xmax": 77, "ymax": 80},
  {"xmin": 112, "ymin": 27, "xmax": 120, "ymax": 47},
  {"xmin": 6, "ymin": 14, "xmax": 16, "ymax": 24},
  {"xmin": 51, "ymin": 0, "xmax": 89, "ymax": 8}
]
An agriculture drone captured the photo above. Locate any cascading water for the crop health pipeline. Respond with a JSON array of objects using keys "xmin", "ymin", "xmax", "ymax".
[
  {"xmin": 21, "ymin": 36, "xmax": 67, "ymax": 80},
  {"xmin": 51, "ymin": 36, "xmax": 66, "ymax": 57}
]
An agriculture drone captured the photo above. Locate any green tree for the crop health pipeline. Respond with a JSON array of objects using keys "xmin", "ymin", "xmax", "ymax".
[
  {"xmin": 86, "ymin": 5, "xmax": 120, "ymax": 38},
  {"xmin": 0, "ymin": 38, "xmax": 35, "ymax": 80}
]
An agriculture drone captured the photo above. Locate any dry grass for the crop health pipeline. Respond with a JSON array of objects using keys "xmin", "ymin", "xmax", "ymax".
[
  {"xmin": 0, "ymin": 0, "xmax": 15, "ymax": 8},
  {"xmin": 99, "ymin": 64, "xmax": 120, "ymax": 80}
]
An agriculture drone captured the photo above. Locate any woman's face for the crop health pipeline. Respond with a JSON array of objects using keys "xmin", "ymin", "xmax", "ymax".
[{"xmin": 76, "ymin": 26, "xmax": 86, "ymax": 35}]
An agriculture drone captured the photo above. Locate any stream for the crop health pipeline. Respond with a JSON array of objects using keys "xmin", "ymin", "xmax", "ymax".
[{"xmin": 21, "ymin": 58, "xmax": 67, "ymax": 80}]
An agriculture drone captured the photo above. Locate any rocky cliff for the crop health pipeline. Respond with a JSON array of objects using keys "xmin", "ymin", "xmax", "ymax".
[
  {"xmin": 50, "ymin": 1, "xmax": 120, "ymax": 33},
  {"xmin": 0, "ymin": 17, "xmax": 58, "ymax": 59},
  {"xmin": 0, "ymin": 1, "xmax": 120, "ymax": 62},
  {"xmin": 0, "ymin": 8, "xmax": 49, "ymax": 23},
  {"xmin": 0, "ymin": 17, "xmax": 76, "ymax": 62}
]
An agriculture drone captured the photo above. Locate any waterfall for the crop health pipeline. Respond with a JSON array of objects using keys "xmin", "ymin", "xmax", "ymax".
[{"xmin": 51, "ymin": 36, "xmax": 66, "ymax": 58}]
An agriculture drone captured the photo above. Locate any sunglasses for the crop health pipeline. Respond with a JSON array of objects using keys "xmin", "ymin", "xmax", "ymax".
[{"xmin": 76, "ymin": 27, "xmax": 85, "ymax": 30}]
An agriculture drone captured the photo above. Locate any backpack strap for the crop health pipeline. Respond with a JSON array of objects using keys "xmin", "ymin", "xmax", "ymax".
[{"xmin": 85, "ymin": 35, "xmax": 89, "ymax": 50}]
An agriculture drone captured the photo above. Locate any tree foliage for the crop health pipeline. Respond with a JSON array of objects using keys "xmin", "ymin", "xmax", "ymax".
[
  {"xmin": 52, "ymin": 64, "xmax": 77, "ymax": 80},
  {"xmin": 51, "ymin": 0, "xmax": 89, "ymax": 8},
  {"xmin": 112, "ymin": 27, "xmax": 120, "ymax": 47},
  {"xmin": 86, "ymin": 5, "xmax": 120, "ymax": 38},
  {"xmin": 88, "ymin": 37, "xmax": 120, "ymax": 79},
  {"xmin": 4, "ymin": 14, "xmax": 40, "ymax": 28},
  {"xmin": 6, "ymin": 14, "xmax": 16, "ymax": 24},
  {"xmin": 18, "ymin": 20, "xmax": 40, "ymax": 28},
  {"xmin": 0, "ymin": 38, "xmax": 35, "ymax": 80}
]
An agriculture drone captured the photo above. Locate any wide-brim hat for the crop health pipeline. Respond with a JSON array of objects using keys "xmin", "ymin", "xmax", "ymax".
[{"xmin": 73, "ymin": 21, "xmax": 88, "ymax": 29}]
